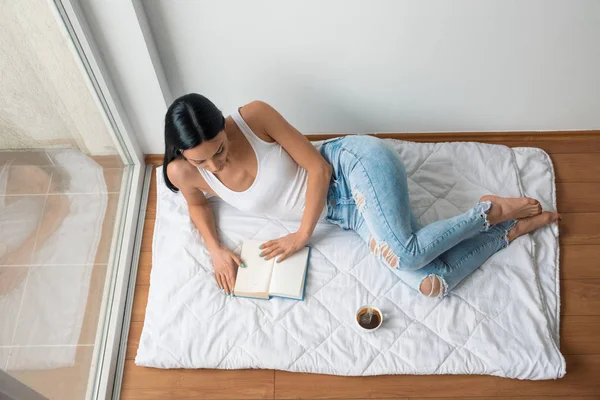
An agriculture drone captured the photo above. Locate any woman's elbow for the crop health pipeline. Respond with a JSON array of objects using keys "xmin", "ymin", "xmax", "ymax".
[{"xmin": 314, "ymin": 161, "xmax": 332, "ymax": 180}]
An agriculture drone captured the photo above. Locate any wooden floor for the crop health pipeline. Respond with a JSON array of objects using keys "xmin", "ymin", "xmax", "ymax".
[{"xmin": 122, "ymin": 132, "xmax": 600, "ymax": 400}]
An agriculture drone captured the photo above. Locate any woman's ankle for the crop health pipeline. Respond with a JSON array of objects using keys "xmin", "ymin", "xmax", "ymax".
[
  {"xmin": 505, "ymin": 212, "xmax": 561, "ymax": 243},
  {"xmin": 506, "ymin": 222, "xmax": 520, "ymax": 242}
]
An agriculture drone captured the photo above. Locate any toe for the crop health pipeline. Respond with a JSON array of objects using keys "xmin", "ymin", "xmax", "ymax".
[{"xmin": 542, "ymin": 212, "xmax": 560, "ymax": 224}]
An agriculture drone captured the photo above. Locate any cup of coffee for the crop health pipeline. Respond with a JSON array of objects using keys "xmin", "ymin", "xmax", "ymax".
[{"xmin": 356, "ymin": 305, "xmax": 383, "ymax": 332}]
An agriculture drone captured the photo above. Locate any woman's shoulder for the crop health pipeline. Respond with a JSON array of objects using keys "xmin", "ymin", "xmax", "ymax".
[
  {"xmin": 239, "ymin": 100, "xmax": 271, "ymax": 118},
  {"xmin": 166, "ymin": 158, "xmax": 208, "ymax": 192},
  {"xmin": 236, "ymin": 101, "xmax": 278, "ymax": 143}
]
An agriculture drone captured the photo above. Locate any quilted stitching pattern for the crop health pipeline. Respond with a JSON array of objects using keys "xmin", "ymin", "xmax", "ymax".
[{"xmin": 137, "ymin": 140, "xmax": 565, "ymax": 380}]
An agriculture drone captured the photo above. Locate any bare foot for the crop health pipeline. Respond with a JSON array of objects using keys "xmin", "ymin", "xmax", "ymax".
[
  {"xmin": 480, "ymin": 195, "xmax": 542, "ymax": 225},
  {"xmin": 506, "ymin": 211, "xmax": 561, "ymax": 242}
]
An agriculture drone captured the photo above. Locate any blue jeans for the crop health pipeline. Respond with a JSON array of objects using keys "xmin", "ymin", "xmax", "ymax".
[{"xmin": 319, "ymin": 136, "xmax": 517, "ymax": 297}]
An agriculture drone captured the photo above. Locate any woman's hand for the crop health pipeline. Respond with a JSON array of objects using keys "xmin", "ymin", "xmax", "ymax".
[
  {"xmin": 209, "ymin": 246, "xmax": 245, "ymax": 295},
  {"xmin": 259, "ymin": 231, "xmax": 310, "ymax": 263}
]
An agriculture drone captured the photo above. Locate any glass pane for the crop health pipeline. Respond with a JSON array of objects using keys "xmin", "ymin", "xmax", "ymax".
[{"xmin": 0, "ymin": 1, "xmax": 132, "ymax": 399}]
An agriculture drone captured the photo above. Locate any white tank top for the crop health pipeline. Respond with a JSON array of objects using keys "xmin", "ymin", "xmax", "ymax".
[{"xmin": 197, "ymin": 108, "xmax": 327, "ymax": 221}]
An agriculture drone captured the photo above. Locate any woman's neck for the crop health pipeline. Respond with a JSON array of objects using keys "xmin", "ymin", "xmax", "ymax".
[{"xmin": 220, "ymin": 119, "xmax": 242, "ymax": 172}]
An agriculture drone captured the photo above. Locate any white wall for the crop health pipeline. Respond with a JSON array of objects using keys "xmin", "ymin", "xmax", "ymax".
[
  {"xmin": 77, "ymin": 0, "xmax": 170, "ymax": 156},
  {"xmin": 137, "ymin": 0, "xmax": 600, "ymax": 153}
]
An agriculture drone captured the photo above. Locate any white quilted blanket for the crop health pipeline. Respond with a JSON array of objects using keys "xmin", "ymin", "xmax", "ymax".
[{"xmin": 136, "ymin": 140, "xmax": 566, "ymax": 380}]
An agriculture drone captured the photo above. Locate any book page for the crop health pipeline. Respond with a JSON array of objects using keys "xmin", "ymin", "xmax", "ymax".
[
  {"xmin": 268, "ymin": 247, "xmax": 310, "ymax": 299},
  {"xmin": 234, "ymin": 240, "xmax": 273, "ymax": 296}
]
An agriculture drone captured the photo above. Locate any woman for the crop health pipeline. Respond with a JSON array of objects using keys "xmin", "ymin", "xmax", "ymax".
[{"xmin": 164, "ymin": 94, "xmax": 560, "ymax": 298}]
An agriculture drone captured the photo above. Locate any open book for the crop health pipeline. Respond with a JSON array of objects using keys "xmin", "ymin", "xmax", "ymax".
[{"xmin": 233, "ymin": 239, "xmax": 310, "ymax": 300}]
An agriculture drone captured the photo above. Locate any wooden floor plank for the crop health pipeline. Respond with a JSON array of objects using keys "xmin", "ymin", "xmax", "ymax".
[
  {"xmin": 556, "ymin": 182, "xmax": 600, "ymax": 213},
  {"xmin": 146, "ymin": 200, "xmax": 157, "ymax": 221},
  {"xmin": 559, "ymin": 213, "xmax": 600, "ymax": 245},
  {"xmin": 409, "ymin": 397, "xmax": 600, "ymax": 400},
  {"xmin": 274, "ymin": 398, "xmax": 600, "ymax": 400},
  {"xmin": 560, "ymin": 245, "xmax": 600, "ymax": 280},
  {"xmin": 127, "ymin": 322, "xmax": 143, "ymax": 360},
  {"xmin": 273, "ymin": 355, "xmax": 598, "ymax": 399},
  {"xmin": 137, "ymin": 251, "xmax": 152, "ymax": 286},
  {"xmin": 561, "ymin": 280, "xmax": 600, "ymax": 316},
  {"xmin": 274, "ymin": 398, "xmax": 599, "ymax": 400},
  {"xmin": 552, "ymin": 154, "xmax": 600, "ymax": 183},
  {"xmin": 146, "ymin": 155, "xmax": 163, "ymax": 165},
  {"xmin": 141, "ymin": 223, "xmax": 155, "ymax": 252},
  {"xmin": 131, "ymin": 285, "xmax": 149, "ymax": 322},
  {"xmin": 121, "ymin": 362, "xmax": 274, "ymax": 400},
  {"xmin": 560, "ymin": 316, "xmax": 600, "ymax": 355}
]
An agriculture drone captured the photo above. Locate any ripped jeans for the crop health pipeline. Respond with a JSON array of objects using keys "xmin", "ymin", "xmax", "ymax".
[{"xmin": 319, "ymin": 135, "xmax": 517, "ymax": 298}]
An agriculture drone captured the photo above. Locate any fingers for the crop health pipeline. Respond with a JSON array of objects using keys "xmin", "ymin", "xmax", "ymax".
[
  {"xmin": 264, "ymin": 246, "xmax": 285, "ymax": 261},
  {"xmin": 222, "ymin": 273, "xmax": 232, "ymax": 295},
  {"xmin": 224, "ymin": 256, "xmax": 239, "ymax": 296},
  {"xmin": 215, "ymin": 273, "xmax": 224, "ymax": 291},
  {"xmin": 216, "ymin": 270, "xmax": 233, "ymax": 296},
  {"xmin": 259, "ymin": 237, "xmax": 301, "ymax": 261},
  {"xmin": 275, "ymin": 246, "xmax": 302, "ymax": 263},
  {"xmin": 226, "ymin": 271, "xmax": 236, "ymax": 296},
  {"xmin": 259, "ymin": 240, "xmax": 275, "ymax": 250},
  {"xmin": 260, "ymin": 244, "xmax": 280, "ymax": 258},
  {"xmin": 231, "ymin": 253, "xmax": 245, "ymax": 268},
  {"xmin": 259, "ymin": 239, "xmax": 283, "ymax": 260},
  {"xmin": 276, "ymin": 250, "xmax": 290, "ymax": 263}
]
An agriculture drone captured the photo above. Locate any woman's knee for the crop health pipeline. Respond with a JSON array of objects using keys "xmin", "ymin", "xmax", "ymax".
[
  {"xmin": 345, "ymin": 134, "xmax": 381, "ymax": 148},
  {"xmin": 345, "ymin": 135, "xmax": 397, "ymax": 161},
  {"xmin": 419, "ymin": 274, "xmax": 447, "ymax": 298}
]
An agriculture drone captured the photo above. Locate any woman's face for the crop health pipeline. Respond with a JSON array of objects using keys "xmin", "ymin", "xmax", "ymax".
[{"xmin": 182, "ymin": 130, "xmax": 229, "ymax": 173}]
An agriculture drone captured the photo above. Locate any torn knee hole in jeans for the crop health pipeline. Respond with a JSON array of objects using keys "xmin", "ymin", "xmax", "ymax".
[
  {"xmin": 478, "ymin": 200, "xmax": 493, "ymax": 231},
  {"xmin": 419, "ymin": 274, "xmax": 447, "ymax": 298},
  {"xmin": 369, "ymin": 237, "xmax": 398, "ymax": 269},
  {"xmin": 351, "ymin": 188, "xmax": 366, "ymax": 214}
]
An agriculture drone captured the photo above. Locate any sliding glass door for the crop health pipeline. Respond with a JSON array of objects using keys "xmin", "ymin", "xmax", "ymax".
[{"xmin": 0, "ymin": 1, "xmax": 144, "ymax": 398}]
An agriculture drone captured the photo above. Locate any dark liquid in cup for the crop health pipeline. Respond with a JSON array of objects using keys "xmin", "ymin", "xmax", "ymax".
[{"xmin": 357, "ymin": 308, "xmax": 382, "ymax": 329}]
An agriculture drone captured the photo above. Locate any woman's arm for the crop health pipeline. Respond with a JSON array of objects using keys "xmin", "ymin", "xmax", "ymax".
[
  {"xmin": 167, "ymin": 161, "xmax": 242, "ymax": 295},
  {"xmin": 242, "ymin": 101, "xmax": 332, "ymax": 262}
]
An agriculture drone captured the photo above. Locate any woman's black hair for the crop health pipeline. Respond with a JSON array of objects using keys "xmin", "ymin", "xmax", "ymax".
[{"xmin": 163, "ymin": 93, "xmax": 225, "ymax": 192}]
